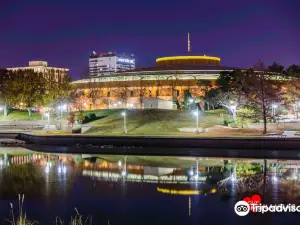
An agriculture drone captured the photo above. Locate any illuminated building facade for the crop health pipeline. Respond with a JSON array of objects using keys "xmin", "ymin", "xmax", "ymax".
[
  {"xmin": 89, "ymin": 51, "xmax": 135, "ymax": 76},
  {"xmin": 74, "ymin": 35, "xmax": 238, "ymax": 109},
  {"xmin": 7, "ymin": 61, "xmax": 69, "ymax": 78}
]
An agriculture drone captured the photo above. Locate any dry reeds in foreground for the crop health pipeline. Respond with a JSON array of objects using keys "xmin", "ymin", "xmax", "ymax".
[{"xmin": 6, "ymin": 195, "xmax": 92, "ymax": 225}]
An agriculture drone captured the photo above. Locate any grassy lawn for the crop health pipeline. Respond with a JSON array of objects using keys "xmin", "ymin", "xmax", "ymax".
[
  {"xmin": 0, "ymin": 110, "xmax": 41, "ymax": 121},
  {"xmin": 0, "ymin": 108, "xmax": 268, "ymax": 137},
  {"xmin": 86, "ymin": 108, "xmax": 227, "ymax": 136},
  {"xmin": 95, "ymin": 155, "xmax": 225, "ymax": 167}
]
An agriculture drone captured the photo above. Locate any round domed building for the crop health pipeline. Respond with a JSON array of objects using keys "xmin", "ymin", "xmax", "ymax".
[{"xmin": 73, "ymin": 36, "xmax": 238, "ymax": 110}]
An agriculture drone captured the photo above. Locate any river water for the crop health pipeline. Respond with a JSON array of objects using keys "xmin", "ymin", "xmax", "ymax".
[{"xmin": 0, "ymin": 147, "xmax": 299, "ymax": 224}]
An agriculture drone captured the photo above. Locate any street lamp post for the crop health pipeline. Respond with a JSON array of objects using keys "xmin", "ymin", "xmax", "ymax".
[
  {"xmin": 193, "ymin": 108, "xmax": 199, "ymax": 133},
  {"xmin": 272, "ymin": 104, "xmax": 277, "ymax": 122},
  {"xmin": 45, "ymin": 108, "xmax": 50, "ymax": 131},
  {"xmin": 230, "ymin": 105, "xmax": 236, "ymax": 122},
  {"xmin": 121, "ymin": 111, "xmax": 127, "ymax": 134}
]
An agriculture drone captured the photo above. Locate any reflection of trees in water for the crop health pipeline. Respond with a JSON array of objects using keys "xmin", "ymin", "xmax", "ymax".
[
  {"xmin": 280, "ymin": 180, "xmax": 300, "ymax": 204},
  {"xmin": 218, "ymin": 174, "xmax": 300, "ymax": 204},
  {"xmin": 0, "ymin": 164, "xmax": 44, "ymax": 199},
  {"xmin": 0, "ymin": 163, "xmax": 77, "ymax": 201},
  {"xmin": 218, "ymin": 174, "xmax": 265, "ymax": 196}
]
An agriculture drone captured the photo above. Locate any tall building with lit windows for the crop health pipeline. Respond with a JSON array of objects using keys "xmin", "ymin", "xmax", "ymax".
[
  {"xmin": 89, "ymin": 51, "xmax": 135, "ymax": 77},
  {"xmin": 7, "ymin": 61, "xmax": 69, "ymax": 77}
]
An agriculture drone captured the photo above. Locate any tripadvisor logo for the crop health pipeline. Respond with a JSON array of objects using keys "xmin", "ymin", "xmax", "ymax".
[
  {"xmin": 234, "ymin": 201, "xmax": 250, "ymax": 216},
  {"xmin": 234, "ymin": 194, "xmax": 300, "ymax": 216}
]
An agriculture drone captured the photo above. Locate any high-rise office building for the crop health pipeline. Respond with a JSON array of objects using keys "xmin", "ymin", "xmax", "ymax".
[{"xmin": 89, "ymin": 51, "xmax": 135, "ymax": 77}]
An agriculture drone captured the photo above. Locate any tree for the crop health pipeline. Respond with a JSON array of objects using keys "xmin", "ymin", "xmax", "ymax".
[
  {"xmin": 198, "ymin": 80, "xmax": 213, "ymax": 110},
  {"xmin": 0, "ymin": 69, "xmax": 11, "ymax": 116},
  {"xmin": 70, "ymin": 89, "xmax": 87, "ymax": 111},
  {"xmin": 77, "ymin": 111, "xmax": 85, "ymax": 128},
  {"xmin": 286, "ymin": 64, "xmax": 300, "ymax": 78},
  {"xmin": 204, "ymin": 88, "xmax": 219, "ymax": 111},
  {"xmin": 282, "ymin": 66, "xmax": 300, "ymax": 119},
  {"xmin": 3, "ymin": 70, "xmax": 46, "ymax": 116},
  {"xmin": 43, "ymin": 70, "xmax": 73, "ymax": 109},
  {"xmin": 183, "ymin": 89, "xmax": 193, "ymax": 109},
  {"xmin": 242, "ymin": 61, "xmax": 284, "ymax": 133},
  {"xmin": 86, "ymin": 77, "xmax": 102, "ymax": 110},
  {"xmin": 138, "ymin": 76, "xmax": 147, "ymax": 108},
  {"xmin": 215, "ymin": 70, "xmax": 248, "ymax": 121},
  {"xmin": 67, "ymin": 112, "xmax": 75, "ymax": 128}
]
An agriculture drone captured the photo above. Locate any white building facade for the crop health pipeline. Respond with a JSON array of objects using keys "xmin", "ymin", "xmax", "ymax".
[
  {"xmin": 89, "ymin": 51, "xmax": 135, "ymax": 77},
  {"xmin": 7, "ymin": 61, "xmax": 69, "ymax": 78}
]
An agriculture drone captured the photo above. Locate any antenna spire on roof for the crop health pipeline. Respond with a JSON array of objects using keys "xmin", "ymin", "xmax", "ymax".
[{"xmin": 188, "ymin": 33, "xmax": 191, "ymax": 55}]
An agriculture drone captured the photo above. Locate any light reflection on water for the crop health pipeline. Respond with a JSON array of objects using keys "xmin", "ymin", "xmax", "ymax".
[{"xmin": 0, "ymin": 148, "xmax": 298, "ymax": 224}]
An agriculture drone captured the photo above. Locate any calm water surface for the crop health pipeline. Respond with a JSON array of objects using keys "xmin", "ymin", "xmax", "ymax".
[{"xmin": 0, "ymin": 147, "xmax": 298, "ymax": 224}]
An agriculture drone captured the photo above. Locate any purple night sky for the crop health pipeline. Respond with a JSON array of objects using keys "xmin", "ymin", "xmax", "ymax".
[{"xmin": 0, "ymin": 0, "xmax": 299, "ymax": 80}]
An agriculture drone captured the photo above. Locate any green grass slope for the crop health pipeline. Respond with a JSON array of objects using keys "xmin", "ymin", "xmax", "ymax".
[{"xmin": 87, "ymin": 109, "xmax": 225, "ymax": 135}]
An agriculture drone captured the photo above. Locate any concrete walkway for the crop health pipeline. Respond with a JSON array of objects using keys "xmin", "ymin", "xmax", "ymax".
[{"xmin": 267, "ymin": 131, "xmax": 298, "ymax": 138}]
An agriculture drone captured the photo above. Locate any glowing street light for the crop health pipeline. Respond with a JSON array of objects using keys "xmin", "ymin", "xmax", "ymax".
[
  {"xmin": 118, "ymin": 160, "xmax": 122, "ymax": 167},
  {"xmin": 121, "ymin": 111, "xmax": 127, "ymax": 134},
  {"xmin": 189, "ymin": 170, "xmax": 194, "ymax": 176},
  {"xmin": 129, "ymin": 104, "xmax": 134, "ymax": 109}
]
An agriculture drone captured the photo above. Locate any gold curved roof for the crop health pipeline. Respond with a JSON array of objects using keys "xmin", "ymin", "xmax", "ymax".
[{"xmin": 156, "ymin": 56, "xmax": 221, "ymax": 63}]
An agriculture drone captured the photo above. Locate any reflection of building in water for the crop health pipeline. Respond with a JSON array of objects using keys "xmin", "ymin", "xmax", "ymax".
[
  {"xmin": 82, "ymin": 169, "xmax": 206, "ymax": 184},
  {"xmin": 144, "ymin": 167, "xmax": 176, "ymax": 176},
  {"xmin": 189, "ymin": 196, "xmax": 191, "ymax": 216}
]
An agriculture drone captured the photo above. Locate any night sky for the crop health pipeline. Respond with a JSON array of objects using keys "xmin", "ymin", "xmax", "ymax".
[{"xmin": 0, "ymin": 0, "xmax": 299, "ymax": 80}]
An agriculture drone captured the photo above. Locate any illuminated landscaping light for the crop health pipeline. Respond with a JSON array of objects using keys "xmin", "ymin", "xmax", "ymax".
[
  {"xmin": 58, "ymin": 166, "xmax": 62, "ymax": 174},
  {"xmin": 189, "ymin": 170, "xmax": 194, "ymax": 176},
  {"xmin": 121, "ymin": 171, "xmax": 126, "ymax": 177},
  {"xmin": 121, "ymin": 112, "xmax": 126, "ymax": 116},
  {"xmin": 272, "ymin": 176, "xmax": 278, "ymax": 182},
  {"xmin": 118, "ymin": 160, "xmax": 122, "ymax": 167}
]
